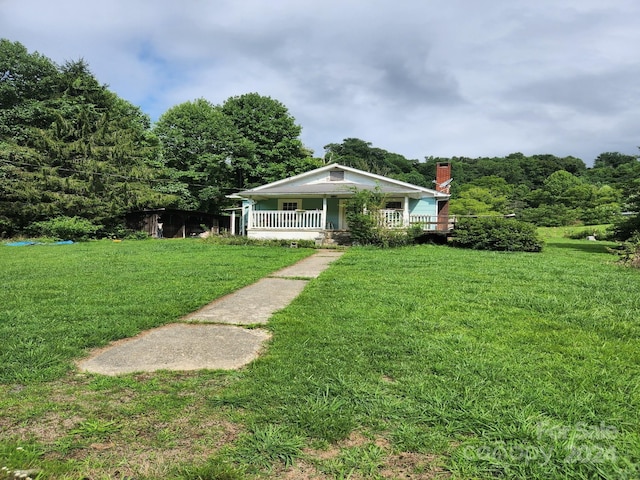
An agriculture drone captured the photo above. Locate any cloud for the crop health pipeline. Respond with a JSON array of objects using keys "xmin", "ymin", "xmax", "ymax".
[{"xmin": 1, "ymin": 0, "xmax": 639, "ymax": 163}]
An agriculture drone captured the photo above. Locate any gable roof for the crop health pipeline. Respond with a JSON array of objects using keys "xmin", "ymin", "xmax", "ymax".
[{"xmin": 230, "ymin": 163, "xmax": 449, "ymax": 199}]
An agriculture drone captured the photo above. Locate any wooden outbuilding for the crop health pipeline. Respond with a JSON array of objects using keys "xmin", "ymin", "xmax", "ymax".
[{"xmin": 125, "ymin": 208, "xmax": 229, "ymax": 238}]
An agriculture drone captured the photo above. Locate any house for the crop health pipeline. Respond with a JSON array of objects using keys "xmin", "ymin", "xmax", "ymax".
[
  {"xmin": 228, "ymin": 163, "xmax": 452, "ymax": 244},
  {"xmin": 125, "ymin": 208, "xmax": 229, "ymax": 239}
]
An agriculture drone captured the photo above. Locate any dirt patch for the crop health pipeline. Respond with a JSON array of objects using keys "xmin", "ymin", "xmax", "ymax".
[
  {"xmin": 4, "ymin": 412, "xmax": 85, "ymax": 444},
  {"xmin": 285, "ymin": 431, "xmax": 449, "ymax": 480},
  {"xmin": 380, "ymin": 452, "xmax": 449, "ymax": 479},
  {"xmin": 43, "ymin": 417, "xmax": 242, "ymax": 479}
]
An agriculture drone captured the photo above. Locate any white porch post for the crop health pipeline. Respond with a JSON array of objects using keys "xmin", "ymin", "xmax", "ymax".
[
  {"xmin": 230, "ymin": 210, "xmax": 236, "ymax": 235},
  {"xmin": 247, "ymin": 202, "xmax": 253, "ymax": 230},
  {"xmin": 403, "ymin": 196, "xmax": 410, "ymax": 227},
  {"xmin": 322, "ymin": 196, "xmax": 327, "ymax": 229}
]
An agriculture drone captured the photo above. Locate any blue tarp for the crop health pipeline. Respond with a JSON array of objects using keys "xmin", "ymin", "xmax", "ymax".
[{"xmin": 5, "ymin": 240, "xmax": 74, "ymax": 246}]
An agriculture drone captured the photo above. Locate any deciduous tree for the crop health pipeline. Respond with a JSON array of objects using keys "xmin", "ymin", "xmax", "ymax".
[{"xmin": 221, "ymin": 93, "xmax": 319, "ymax": 188}]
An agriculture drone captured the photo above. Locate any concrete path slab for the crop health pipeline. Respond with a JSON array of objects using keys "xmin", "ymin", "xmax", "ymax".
[
  {"xmin": 271, "ymin": 250, "xmax": 344, "ymax": 279},
  {"xmin": 77, "ymin": 324, "xmax": 270, "ymax": 375},
  {"xmin": 78, "ymin": 249, "xmax": 344, "ymax": 375},
  {"xmin": 184, "ymin": 277, "xmax": 308, "ymax": 325}
]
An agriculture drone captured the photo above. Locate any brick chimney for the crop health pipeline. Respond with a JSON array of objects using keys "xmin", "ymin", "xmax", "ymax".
[
  {"xmin": 435, "ymin": 163, "xmax": 452, "ymax": 194},
  {"xmin": 435, "ymin": 163, "xmax": 451, "ymax": 232}
]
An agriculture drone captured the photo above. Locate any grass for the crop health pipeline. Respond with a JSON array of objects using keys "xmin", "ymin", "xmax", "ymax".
[
  {"xmin": 216, "ymin": 237, "xmax": 640, "ymax": 478},
  {"xmin": 0, "ymin": 239, "xmax": 314, "ymax": 383},
  {"xmin": 537, "ymin": 223, "xmax": 613, "ymax": 240},
  {"xmin": 1, "ymin": 236, "xmax": 639, "ymax": 478}
]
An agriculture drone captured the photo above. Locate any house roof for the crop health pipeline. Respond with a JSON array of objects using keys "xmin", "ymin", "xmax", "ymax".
[{"xmin": 229, "ymin": 163, "xmax": 449, "ymax": 200}]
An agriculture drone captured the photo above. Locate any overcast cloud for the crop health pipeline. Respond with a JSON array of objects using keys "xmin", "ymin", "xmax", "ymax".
[{"xmin": 1, "ymin": 0, "xmax": 639, "ymax": 164}]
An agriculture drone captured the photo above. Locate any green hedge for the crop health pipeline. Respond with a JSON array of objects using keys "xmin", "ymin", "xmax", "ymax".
[
  {"xmin": 451, "ymin": 217, "xmax": 543, "ymax": 252},
  {"xmin": 26, "ymin": 216, "xmax": 101, "ymax": 241}
]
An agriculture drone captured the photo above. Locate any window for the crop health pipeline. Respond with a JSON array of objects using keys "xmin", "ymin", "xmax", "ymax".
[
  {"xmin": 279, "ymin": 199, "xmax": 302, "ymax": 210},
  {"xmin": 385, "ymin": 201, "xmax": 402, "ymax": 210},
  {"xmin": 329, "ymin": 170, "xmax": 344, "ymax": 181}
]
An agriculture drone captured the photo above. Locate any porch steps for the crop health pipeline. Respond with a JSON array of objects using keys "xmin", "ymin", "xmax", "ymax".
[{"xmin": 322, "ymin": 230, "xmax": 351, "ymax": 246}]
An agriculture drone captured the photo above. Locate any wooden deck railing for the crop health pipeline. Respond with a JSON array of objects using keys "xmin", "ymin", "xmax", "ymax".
[
  {"xmin": 408, "ymin": 214, "xmax": 453, "ymax": 231},
  {"xmin": 379, "ymin": 211, "xmax": 454, "ymax": 231}
]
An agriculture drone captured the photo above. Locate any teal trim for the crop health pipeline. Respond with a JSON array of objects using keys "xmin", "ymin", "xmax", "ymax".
[
  {"xmin": 409, "ymin": 197, "xmax": 437, "ymax": 216},
  {"xmin": 326, "ymin": 197, "xmax": 340, "ymax": 229},
  {"xmin": 254, "ymin": 199, "xmax": 278, "ymax": 210},
  {"xmin": 302, "ymin": 198, "xmax": 323, "ymax": 210}
]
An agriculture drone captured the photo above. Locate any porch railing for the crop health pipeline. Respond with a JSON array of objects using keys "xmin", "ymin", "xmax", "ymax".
[
  {"xmin": 249, "ymin": 209, "xmax": 453, "ymax": 231},
  {"xmin": 251, "ymin": 210, "xmax": 324, "ymax": 229},
  {"xmin": 378, "ymin": 209, "xmax": 405, "ymax": 228},
  {"xmin": 378, "ymin": 211, "xmax": 454, "ymax": 231}
]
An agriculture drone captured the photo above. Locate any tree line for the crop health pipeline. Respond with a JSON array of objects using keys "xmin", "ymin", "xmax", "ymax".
[
  {"xmin": 0, "ymin": 39, "xmax": 318, "ymax": 237},
  {"xmin": 325, "ymin": 139, "xmax": 639, "ymax": 233},
  {"xmin": 1, "ymin": 39, "xmax": 639, "ymax": 239}
]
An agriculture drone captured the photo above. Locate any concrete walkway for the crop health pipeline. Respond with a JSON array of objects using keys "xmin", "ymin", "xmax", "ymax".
[{"xmin": 77, "ymin": 250, "xmax": 344, "ymax": 375}]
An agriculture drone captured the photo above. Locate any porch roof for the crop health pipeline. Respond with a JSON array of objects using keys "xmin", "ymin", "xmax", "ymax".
[{"xmin": 235, "ymin": 182, "xmax": 424, "ymax": 199}]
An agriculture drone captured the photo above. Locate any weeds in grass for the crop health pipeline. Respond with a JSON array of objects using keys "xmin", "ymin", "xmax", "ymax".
[
  {"xmin": 230, "ymin": 424, "xmax": 304, "ymax": 472},
  {"xmin": 319, "ymin": 443, "xmax": 386, "ymax": 477},
  {"xmin": 0, "ymin": 441, "xmax": 43, "ymax": 472},
  {"xmin": 176, "ymin": 457, "xmax": 243, "ymax": 480},
  {"xmin": 289, "ymin": 388, "xmax": 356, "ymax": 442},
  {"xmin": 70, "ymin": 419, "xmax": 121, "ymax": 439}
]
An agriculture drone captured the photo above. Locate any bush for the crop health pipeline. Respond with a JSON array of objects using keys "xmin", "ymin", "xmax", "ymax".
[
  {"xmin": 27, "ymin": 216, "xmax": 101, "ymax": 241},
  {"xmin": 345, "ymin": 187, "xmax": 421, "ymax": 248},
  {"xmin": 451, "ymin": 217, "xmax": 543, "ymax": 252},
  {"xmin": 612, "ymin": 214, "xmax": 640, "ymax": 241},
  {"xmin": 0, "ymin": 216, "xmax": 15, "ymax": 238},
  {"xmin": 609, "ymin": 233, "xmax": 640, "ymax": 268}
]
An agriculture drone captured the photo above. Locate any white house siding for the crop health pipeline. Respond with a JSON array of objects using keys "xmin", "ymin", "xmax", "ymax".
[{"xmin": 248, "ymin": 230, "xmax": 322, "ymax": 241}]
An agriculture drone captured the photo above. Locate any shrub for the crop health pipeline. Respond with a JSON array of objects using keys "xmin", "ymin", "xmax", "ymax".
[
  {"xmin": 345, "ymin": 187, "xmax": 421, "ymax": 248},
  {"xmin": 27, "ymin": 216, "xmax": 101, "ymax": 241},
  {"xmin": 124, "ymin": 230, "xmax": 152, "ymax": 240},
  {"xmin": 345, "ymin": 188, "xmax": 382, "ymax": 246},
  {"xmin": 612, "ymin": 214, "xmax": 640, "ymax": 241},
  {"xmin": 609, "ymin": 232, "xmax": 640, "ymax": 268},
  {"xmin": 0, "ymin": 216, "xmax": 16, "ymax": 238},
  {"xmin": 451, "ymin": 217, "xmax": 543, "ymax": 252}
]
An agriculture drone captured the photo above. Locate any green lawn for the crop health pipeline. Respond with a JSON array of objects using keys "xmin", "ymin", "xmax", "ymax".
[
  {"xmin": 1, "ymin": 237, "xmax": 639, "ymax": 479},
  {"xmin": 0, "ymin": 239, "xmax": 314, "ymax": 383}
]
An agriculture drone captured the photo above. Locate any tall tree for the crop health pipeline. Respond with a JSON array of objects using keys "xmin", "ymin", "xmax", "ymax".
[
  {"xmin": 0, "ymin": 39, "xmax": 169, "ymax": 236},
  {"xmin": 154, "ymin": 98, "xmax": 239, "ymax": 212},
  {"xmin": 221, "ymin": 92, "xmax": 319, "ymax": 188},
  {"xmin": 323, "ymin": 138, "xmax": 420, "ymax": 179}
]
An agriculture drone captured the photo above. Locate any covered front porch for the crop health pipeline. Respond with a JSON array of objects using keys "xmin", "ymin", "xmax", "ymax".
[
  {"xmin": 228, "ymin": 162, "xmax": 453, "ymax": 242},
  {"xmin": 239, "ymin": 197, "xmax": 451, "ymax": 240}
]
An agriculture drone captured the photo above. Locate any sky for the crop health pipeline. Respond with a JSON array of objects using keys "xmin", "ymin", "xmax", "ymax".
[{"xmin": 1, "ymin": 0, "xmax": 639, "ymax": 165}]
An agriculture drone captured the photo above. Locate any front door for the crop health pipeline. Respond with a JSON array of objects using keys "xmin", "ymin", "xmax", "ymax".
[{"xmin": 338, "ymin": 200, "xmax": 348, "ymax": 230}]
